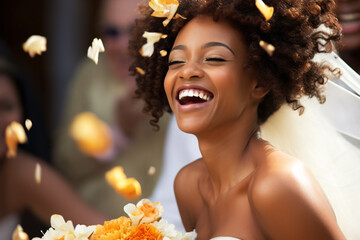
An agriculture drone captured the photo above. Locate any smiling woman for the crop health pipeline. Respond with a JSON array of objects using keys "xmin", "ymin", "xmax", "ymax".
[{"xmin": 128, "ymin": 0, "xmax": 356, "ymax": 239}]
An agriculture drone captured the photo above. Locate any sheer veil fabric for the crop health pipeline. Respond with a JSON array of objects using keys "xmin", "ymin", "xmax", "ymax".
[{"xmin": 260, "ymin": 52, "xmax": 360, "ymax": 239}]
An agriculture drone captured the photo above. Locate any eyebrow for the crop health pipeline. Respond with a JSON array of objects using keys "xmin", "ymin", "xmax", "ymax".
[
  {"xmin": 171, "ymin": 42, "xmax": 235, "ymax": 55},
  {"xmin": 202, "ymin": 42, "xmax": 235, "ymax": 55}
]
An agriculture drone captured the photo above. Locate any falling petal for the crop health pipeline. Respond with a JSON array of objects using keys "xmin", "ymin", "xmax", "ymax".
[
  {"xmin": 140, "ymin": 32, "xmax": 165, "ymax": 57},
  {"xmin": 35, "ymin": 162, "xmax": 41, "ymax": 184},
  {"xmin": 259, "ymin": 40, "xmax": 275, "ymax": 56},
  {"xmin": 25, "ymin": 119, "xmax": 32, "ymax": 131},
  {"xmin": 147, "ymin": 166, "xmax": 156, "ymax": 176},
  {"xmin": 87, "ymin": 38, "xmax": 105, "ymax": 64},
  {"xmin": 70, "ymin": 112, "xmax": 112, "ymax": 157},
  {"xmin": 160, "ymin": 50, "xmax": 167, "ymax": 57},
  {"xmin": 106, "ymin": 166, "xmax": 142, "ymax": 200},
  {"xmin": 136, "ymin": 67, "xmax": 146, "ymax": 75},
  {"xmin": 255, "ymin": 0, "xmax": 274, "ymax": 21},
  {"xmin": 173, "ymin": 13, "xmax": 187, "ymax": 20},
  {"xmin": 149, "ymin": 0, "xmax": 180, "ymax": 27},
  {"xmin": 12, "ymin": 225, "xmax": 29, "ymax": 240},
  {"xmin": 5, "ymin": 122, "xmax": 27, "ymax": 158},
  {"xmin": 23, "ymin": 35, "xmax": 47, "ymax": 58}
]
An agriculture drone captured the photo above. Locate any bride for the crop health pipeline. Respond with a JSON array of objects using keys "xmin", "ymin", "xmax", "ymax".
[{"xmin": 129, "ymin": 0, "xmax": 359, "ymax": 239}]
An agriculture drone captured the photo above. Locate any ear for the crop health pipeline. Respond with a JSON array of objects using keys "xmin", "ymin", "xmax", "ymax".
[{"xmin": 251, "ymin": 81, "xmax": 270, "ymax": 100}]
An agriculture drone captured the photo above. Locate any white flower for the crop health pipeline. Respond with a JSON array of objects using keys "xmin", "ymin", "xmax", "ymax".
[
  {"xmin": 32, "ymin": 215, "xmax": 96, "ymax": 240},
  {"xmin": 124, "ymin": 198, "xmax": 164, "ymax": 225},
  {"xmin": 151, "ymin": 219, "xmax": 197, "ymax": 240},
  {"xmin": 74, "ymin": 224, "xmax": 97, "ymax": 240}
]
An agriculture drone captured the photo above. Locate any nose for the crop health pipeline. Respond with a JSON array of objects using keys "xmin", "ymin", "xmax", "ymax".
[{"xmin": 179, "ymin": 61, "xmax": 205, "ymax": 81}]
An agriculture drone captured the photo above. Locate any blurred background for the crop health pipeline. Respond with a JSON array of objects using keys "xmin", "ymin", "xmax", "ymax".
[{"xmin": 0, "ymin": 0, "xmax": 101, "ymax": 130}]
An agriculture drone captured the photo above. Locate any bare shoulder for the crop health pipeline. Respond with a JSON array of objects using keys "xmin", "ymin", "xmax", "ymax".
[
  {"xmin": 174, "ymin": 158, "xmax": 205, "ymax": 231},
  {"xmin": 249, "ymin": 149, "xmax": 345, "ymax": 240}
]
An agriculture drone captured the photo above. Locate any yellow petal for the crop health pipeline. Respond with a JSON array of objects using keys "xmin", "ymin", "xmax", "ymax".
[
  {"xmin": 35, "ymin": 162, "xmax": 41, "ymax": 184},
  {"xmin": 87, "ymin": 38, "xmax": 105, "ymax": 64},
  {"xmin": 25, "ymin": 119, "xmax": 32, "ymax": 131},
  {"xmin": 12, "ymin": 225, "xmax": 29, "ymax": 240},
  {"xmin": 173, "ymin": 13, "xmax": 187, "ymax": 20},
  {"xmin": 255, "ymin": 0, "xmax": 274, "ymax": 21},
  {"xmin": 106, "ymin": 166, "xmax": 142, "ymax": 200},
  {"xmin": 259, "ymin": 40, "xmax": 275, "ymax": 56},
  {"xmin": 160, "ymin": 50, "xmax": 167, "ymax": 57},
  {"xmin": 70, "ymin": 112, "xmax": 112, "ymax": 157},
  {"xmin": 136, "ymin": 67, "xmax": 146, "ymax": 75},
  {"xmin": 6, "ymin": 122, "xmax": 27, "ymax": 158},
  {"xmin": 22, "ymin": 35, "xmax": 47, "ymax": 58}
]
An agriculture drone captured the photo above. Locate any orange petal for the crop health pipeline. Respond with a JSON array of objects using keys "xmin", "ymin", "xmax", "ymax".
[
  {"xmin": 136, "ymin": 67, "xmax": 146, "ymax": 75},
  {"xmin": 70, "ymin": 112, "xmax": 112, "ymax": 157},
  {"xmin": 160, "ymin": 50, "xmax": 167, "ymax": 57},
  {"xmin": 255, "ymin": 0, "xmax": 274, "ymax": 21},
  {"xmin": 106, "ymin": 167, "xmax": 142, "ymax": 200},
  {"xmin": 5, "ymin": 122, "xmax": 27, "ymax": 158}
]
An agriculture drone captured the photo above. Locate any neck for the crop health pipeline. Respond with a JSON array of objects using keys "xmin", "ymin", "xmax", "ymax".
[{"xmin": 196, "ymin": 112, "xmax": 259, "ymax": 194}]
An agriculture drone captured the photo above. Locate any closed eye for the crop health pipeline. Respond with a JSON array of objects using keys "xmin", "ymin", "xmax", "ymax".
[
  {"xmin": 205, "ymin": 57, "xmax": 226, "ymax": 62},
  {"xmin": 168, "ymin": 60, "xmax": 185, "ymax": 66}
]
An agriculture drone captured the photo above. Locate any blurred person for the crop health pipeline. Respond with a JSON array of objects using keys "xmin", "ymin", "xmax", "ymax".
[
  {"xmin": 0, "ymin": 58, "xmax": 107, "ymax": 239},
  {"xmin": 53, "ymin": 0, "xmax": 169, "ymax": 219},
  {"xmin": 336, "ymin": 0, "xmax": 360, "ymax": 73}
]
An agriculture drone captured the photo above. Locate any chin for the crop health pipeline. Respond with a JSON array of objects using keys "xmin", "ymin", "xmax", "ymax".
[{"xmin": 176, "ymin": 117, "xmax": 206, "ymax": 135}]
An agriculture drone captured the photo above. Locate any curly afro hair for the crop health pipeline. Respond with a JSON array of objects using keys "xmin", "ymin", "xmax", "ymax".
[{"xmin": 129, "ymin": 0, "xmax": 341, "ymax": 128}]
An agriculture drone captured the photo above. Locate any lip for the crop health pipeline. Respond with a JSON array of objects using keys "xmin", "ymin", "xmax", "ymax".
[
  {"xmin": 174, "ymin": 84, "xmax": 214, "ymax": 112},
  {"xmin": 337, "ymin": 9, "xmax": 360, "ymax": 34}
]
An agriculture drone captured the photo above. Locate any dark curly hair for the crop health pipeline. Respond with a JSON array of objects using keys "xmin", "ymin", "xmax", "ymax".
[{"xmin": 129, "ymin": 0, "xmax": 341, "ymax": 128}]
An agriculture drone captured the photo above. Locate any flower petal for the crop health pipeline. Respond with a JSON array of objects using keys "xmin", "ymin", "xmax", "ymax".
[
  {"xmin": 5, "ymin": 121, "xmax": 27, "ymax": 158},
  {"xmin": 255, "ymin": 0, "xmax": 274, "ymax": 21},
  {"xmin": 259, "ymin": 40, "xmax": 275, "ymax": 56},
  {"xmin": 23, "ymin": 35, "xmax": 47, "ymax": 58},
  {"xmin": 87, "ymin": 38, "xmax": 105, "ymax": 64}
]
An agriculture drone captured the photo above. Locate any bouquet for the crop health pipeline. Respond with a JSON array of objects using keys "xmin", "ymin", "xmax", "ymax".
[{"xmin": 31, "ymin": 199, "xmax": 196, "ymax": 240}]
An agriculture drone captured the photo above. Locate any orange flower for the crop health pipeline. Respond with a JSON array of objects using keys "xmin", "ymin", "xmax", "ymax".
[
  {"xmin": 128, "ymin": 224, "xmax": 163, "ymax": 240},
  {"xmin": 149, "ymin": 0, "xmax": 179, "ymax": 27}
]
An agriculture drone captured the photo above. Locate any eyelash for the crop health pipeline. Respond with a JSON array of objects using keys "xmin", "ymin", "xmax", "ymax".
[
  {"xmin": 168, "ymin": 60, "xmax": 184, "ymax": 66},
  {"xmin": 205, "ymin": 57, "xmax": 226, "ymax": 62},
  {"xmin": 168, "ymin": 57, "xmax": 226, "ymax": 66}
]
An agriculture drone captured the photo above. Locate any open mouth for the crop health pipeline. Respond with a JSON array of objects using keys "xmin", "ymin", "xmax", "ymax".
[
  {"xmin": 177, "ymin": 88, "xmax": 214, "ymax": 105},
  {"xmin": 338, "ymin": 12, "xmax": 360, "ymax": 34}
]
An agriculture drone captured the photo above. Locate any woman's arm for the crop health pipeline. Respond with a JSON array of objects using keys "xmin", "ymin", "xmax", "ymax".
[{"xmin": 9, "ymin": 151, "xmax": 108, "ymax": 226}]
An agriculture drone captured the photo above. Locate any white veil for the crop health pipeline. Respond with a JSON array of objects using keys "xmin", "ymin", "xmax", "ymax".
[{"xmin": 260, "ymin": 52, "xmax": 360, "ymax": 239}]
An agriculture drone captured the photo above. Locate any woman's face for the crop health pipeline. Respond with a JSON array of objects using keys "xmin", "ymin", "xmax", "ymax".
[
  {"xmin": 164, "ymin": 16, "xmax": 257, "ymax": 134},
  {"xmin": 0, "ymin": 74, "xmax": 23, "ymax": 158},
  {"xmin": 336, "ymin": 0, "xmax": 360, "ymax": 50}
]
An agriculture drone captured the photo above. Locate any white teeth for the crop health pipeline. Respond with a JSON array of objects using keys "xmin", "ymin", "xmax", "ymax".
[
  {"xmin": 178, "ymin": 89, "xmax": 212, "ymax": 101},
  {"xmin": 189, "ymin": 89, "xmax": 194, "ymax": 97}
]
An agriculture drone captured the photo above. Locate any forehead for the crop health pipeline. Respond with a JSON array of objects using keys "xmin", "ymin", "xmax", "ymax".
[{"xmin": 173, "ymin": 15, "xmax": 245, "ymax": 50}]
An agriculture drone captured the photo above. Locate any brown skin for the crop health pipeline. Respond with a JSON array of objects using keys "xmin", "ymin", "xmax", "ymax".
[
  {"xmin": 170, "ymin": 16, "xmax": 345, "ymax": 240},
  {"xmin": 0, "ymin": 74, "xmax": 107, "ymax": 226},
  {"xmin": 336, "ymin": 0, "xmax": 360, "ymax": 72}
]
